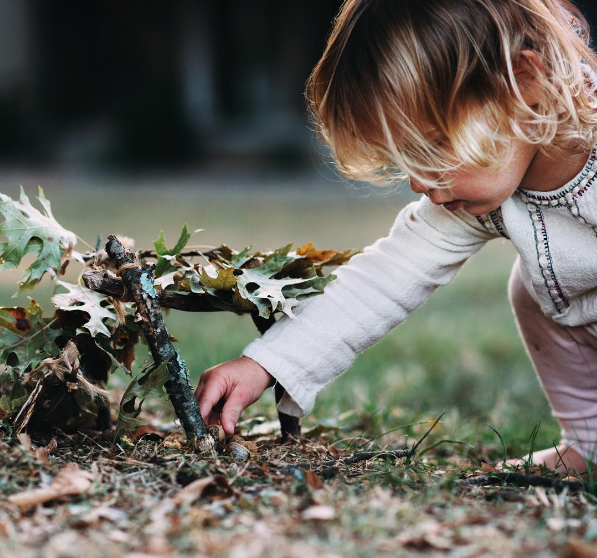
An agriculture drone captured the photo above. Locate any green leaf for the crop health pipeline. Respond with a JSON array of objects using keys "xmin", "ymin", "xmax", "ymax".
[
  {"xmin": 153, "ymin": 224, "xmax": 201, "ymax": 278},
  {"xmin": 51, "ymin": 280, "xmax": 117, "ymax": 337},
  {"xmin": 0, "ymin": 300, "xmax": 62, "ymax": 373},
  {"xmin": 115, "ymin": 361, "xmax": 170, "ymax": 439},
  {"xmin": 0, "ymin": 366, "xmax": 28, "ymax": 417},
  {"xmin": 200, "ymin": 267, "xmax": 237, "ymax": 290},
  {"xmin": 0, "ymin": 186, "xmax": 78, "ymax": 294}
]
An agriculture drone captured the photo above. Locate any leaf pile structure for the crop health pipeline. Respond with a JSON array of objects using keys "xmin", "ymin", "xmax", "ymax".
[{"xmin": 0, "ymin": 188, "xmax": 358, "ymax": 439}]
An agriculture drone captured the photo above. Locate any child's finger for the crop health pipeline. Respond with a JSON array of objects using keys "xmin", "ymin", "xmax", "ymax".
[
  {"xmin": 195, "ymin": 376, "xmax": 226, "ymax": 420},
  {"xmin": 220, "ymin": 388, "xmax": 247, "ymax": 435}
]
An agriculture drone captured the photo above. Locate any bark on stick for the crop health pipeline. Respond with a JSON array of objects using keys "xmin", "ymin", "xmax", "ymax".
[
  {"xmin": 251, "ymin": 312, "xmax": 301, "ymax": 442},
  {"xmin": 105, "ymin": 235, "xmax": 208, "ymax": 442},
  {"xmin": 83, "ymin": 269, "xmax": 221, "ymax": 313}
]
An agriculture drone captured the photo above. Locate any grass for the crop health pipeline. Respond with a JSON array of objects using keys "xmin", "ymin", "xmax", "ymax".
[{"xmin": 0, "ymin": 178, "xmax": 592, "ymax": 556}]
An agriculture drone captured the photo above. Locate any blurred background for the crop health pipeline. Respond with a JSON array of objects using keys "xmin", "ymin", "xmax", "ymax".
[{"xmin": 1, "ymin": 0, "xmax": 596, "ymax": 454}]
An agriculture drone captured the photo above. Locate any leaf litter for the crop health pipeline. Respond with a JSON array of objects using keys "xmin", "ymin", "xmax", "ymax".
[{"xmin": 1, "ymin": 415, "xmax": 596, "ymax": 558}]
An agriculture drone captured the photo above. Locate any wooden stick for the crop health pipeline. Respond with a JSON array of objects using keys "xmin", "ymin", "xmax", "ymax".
[
  {"xmin": 104, "ymin": 235, "xmax": 208, "ymax": 442},
  {"xmin": 460, "ymin": 472, "xmax": 586, "ymax": 492},
  {"xmin": 83, "ymin": 270, "xmax": 222, "ymax": 313},
  {"xmin": 251, "ymin": 312, "xmax": 301, "ymax": 442}
]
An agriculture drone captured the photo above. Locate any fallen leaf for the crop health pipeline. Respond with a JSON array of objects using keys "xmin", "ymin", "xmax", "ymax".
[
  {"xmin": 16, "ymin": 432, "xmax": 32, "ymax": 452},
  {"xmin": 172, "ymin": 475, "xmax": 236, "ymax": 506},
  {"xmin": 302, "ymin": 505, "xmax": 336, "ymax": 521},
  {"xmin": 304, "ymin": 470, "xmax": 324, "ymax": 490},
  {"xmin": 131, "ymin": 425, "xmax": 166, "ymax": 441},
  {"xmin": 8, "ymin": 463, "xmax": 94, "ymax": 510},
  {"xmin": 565, "ymin": 539, "xmax": 597, "ymax": 558},
  {"xmin": 481, "ymin": 462, "xmax": 498, "ymax": 473}
]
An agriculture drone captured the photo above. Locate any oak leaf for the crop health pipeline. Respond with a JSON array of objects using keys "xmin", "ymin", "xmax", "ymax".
[
  {"xmin": 115, "ymin": 361, "xmax": 170, "ymax": 439},
  {"xmin": 0, "ymin": 187, "xmax": 78, "ymax": 294},
  {"xmin": 51, "ymin": 281, "xmax": 117, "ymax": 337},
  {"xmin": 0, "ymin": 300, "xmax": 62, "ymax": 374},
  {"xmin": 8, "ymin": 463, "xmax": 94, "ymax": 510}
]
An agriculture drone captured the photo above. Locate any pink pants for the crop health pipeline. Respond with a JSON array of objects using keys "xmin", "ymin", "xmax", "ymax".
[{"xmin": 509, "ymin": 258, "xmax": 597, "ymax": 462}]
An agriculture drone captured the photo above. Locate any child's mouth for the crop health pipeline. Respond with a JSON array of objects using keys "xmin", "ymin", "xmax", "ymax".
[{"xmin": 442, "ymin": 200, "xmax": 464, "ymax": 211}]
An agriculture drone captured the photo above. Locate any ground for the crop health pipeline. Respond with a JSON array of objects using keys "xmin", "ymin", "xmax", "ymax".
[
  {"xmin": 1, "ymin": 416, "xmax": 596, "ymax": 558},
  {"xmin": 1, "ymin": 175, "xmax": 597, "ymax": 557}
]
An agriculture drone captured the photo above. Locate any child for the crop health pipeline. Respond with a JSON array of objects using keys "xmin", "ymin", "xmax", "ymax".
[{"xmin": 195, "ymin": 0, "xmax": 597, "ymax": 475}]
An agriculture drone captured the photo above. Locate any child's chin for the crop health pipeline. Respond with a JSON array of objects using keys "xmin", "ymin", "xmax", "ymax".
[{"xmin": 463, "ymin": 204, "xmax": 494, "ymax": 216}]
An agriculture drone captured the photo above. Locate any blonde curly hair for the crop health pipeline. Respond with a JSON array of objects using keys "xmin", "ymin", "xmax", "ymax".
[{"xmin": 306, "ymin": 0, "xmax": 597, "ymax": 188}]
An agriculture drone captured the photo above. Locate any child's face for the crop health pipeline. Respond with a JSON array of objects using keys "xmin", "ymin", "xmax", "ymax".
[{"xmin": 409, "ymin": 138, "xmax": 539, "ymax": 216}]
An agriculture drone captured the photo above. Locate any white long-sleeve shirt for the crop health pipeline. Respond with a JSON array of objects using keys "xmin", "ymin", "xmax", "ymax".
[{"xmin": 243, "ymin": 144, "xmax": 597, "ymax": 417}]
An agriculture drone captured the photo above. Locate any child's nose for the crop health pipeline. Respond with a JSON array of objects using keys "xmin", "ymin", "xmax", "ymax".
[
  {"xmin": 409, "ymin": 179, "xmax": 427, "ymax": 195},
  {"xmin": 410, "ymin": 179, "xmax": 453, "ymax": 205}
]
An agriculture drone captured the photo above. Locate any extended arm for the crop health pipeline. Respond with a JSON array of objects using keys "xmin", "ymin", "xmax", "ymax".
[{"xmin": 242, "ymin": 197, "xmax": 499, "ymax": 416}]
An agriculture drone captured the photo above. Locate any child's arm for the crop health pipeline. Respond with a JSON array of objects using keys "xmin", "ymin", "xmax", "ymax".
[{"xmin": 195, "ymin": 197, "xmax": 503, "ymax": 431}]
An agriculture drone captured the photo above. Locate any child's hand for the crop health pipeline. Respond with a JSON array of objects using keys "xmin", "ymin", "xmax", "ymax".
[{"xmin": 194, "ymin": 356, "xmax": 275, "ymax": 434}]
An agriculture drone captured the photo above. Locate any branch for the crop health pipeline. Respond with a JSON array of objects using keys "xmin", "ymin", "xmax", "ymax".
[
  {"xmin": 82, "ymin": 270, "xmax": 222, "ymax": 313},
  {"xmin": 104, "ymin": 235, "xmax": 208, "ymax": 442},
  {"xmin": 251, "ymin": 311, "xmax": 301, "ymax": 442},
  {"xmin": 460, "ymin": 472, "xmax": 586, "ymax": 492}
]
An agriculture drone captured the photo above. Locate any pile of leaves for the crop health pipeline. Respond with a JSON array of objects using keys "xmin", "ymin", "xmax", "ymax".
[{"xmin": 0, "ymin": 187, "xmax": 357, "ymax": 438}]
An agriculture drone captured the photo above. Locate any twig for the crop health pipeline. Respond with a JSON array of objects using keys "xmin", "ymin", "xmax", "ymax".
[
  {"xmin": 251, "ymin": 311, "xmax": 301, "ymax": 442},
  {"xmin": 320, "ymin": 448, "xmax": 412, "ymax": 469},
  {"xmin": 82, "ymin": 270, "xmax": 222, "ymax": 313},
  {"xmin": 460, "ymin": 472, "xmax": 586, "ymax": 492},
  {"xmin": 104, "ymin": 235, "xmax": 208, "ymax": 443}
]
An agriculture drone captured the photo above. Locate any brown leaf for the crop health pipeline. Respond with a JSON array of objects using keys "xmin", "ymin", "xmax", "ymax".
[
  {"xmin": 8, "ymin": 463, "xmax": 94, "ymax": 510},
  {"xmin": 172, "ymin": 475, "xmax": 236, "ymax": 506},
  {"xmin": 304, "ymin": 470, "xmax": 324, "ymax": 490},
  {"xmin": 117, "ymin": 329, "xmax": 139, "ymax": 370},
  {"xmin": 16, "ymin": 432, "xmax": 32, "ymax": 452},
  {"xmin": 565, "ymin": 539, "xmax": 597, "ymax": 558},
  {"xmin": 296, "ymin": 242, "xmax": 338, "ymax": 263},
  {"xmin": 481, "ymin": 462, "xmax": 498, "ymax": 473},
  {"xmin": 131, "ymin": 425, "xmax": 166, "ymax": 441}
]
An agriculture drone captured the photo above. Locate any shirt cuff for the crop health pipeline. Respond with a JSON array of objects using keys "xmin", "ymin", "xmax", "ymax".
[{"xmin": 242, "ymin": 340, "xmax": 314, "ymax": 417}]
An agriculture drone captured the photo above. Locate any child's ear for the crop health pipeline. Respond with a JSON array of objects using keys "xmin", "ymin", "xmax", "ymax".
[{"xmin": 513, "ymin": 50, "xmax": 547, "ymax": 107}]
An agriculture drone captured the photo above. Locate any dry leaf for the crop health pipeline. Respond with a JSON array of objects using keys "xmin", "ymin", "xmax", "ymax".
[
  {"xmin": 481, "ymin": 462, "xmax": 498, "ymax": 473},
  {"xmin": 131, "ymin": 425, "xmax": 166, "ymax": 441},
  {"xmin": 172, "ymin": 475, "xmax": 236, "ymax": 506},
  {"xmin": 302, "ymin": 505, "xmax": 336, "ymax": 521},
  {"xmin": 8, "ymin": 463, "xmax": 95, "ymax": 510},
  {"xmin": 565, "ymin": 539, "xmax": 597, "ymax": 558},
  {"xmin": 304, "ymin": 470, "xmax": 324, "ymax": 490},
  {"xmin": 16, "ymin": 432, "xmax": 32, "ymax": 452}
]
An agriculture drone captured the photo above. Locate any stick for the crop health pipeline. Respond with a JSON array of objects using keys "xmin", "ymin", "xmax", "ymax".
[
  {"xmin": 460, "ymin": 472, "xmax": 586, "ymax": 492},
  {"xmin": 104, "ymin": 235, "xmax": 208, "ymax": 442},
  {"xmin": 83, "ymin": 270, "xmax": 221, "ymax": 313},
  {"xmin": 251, "ymin": 312, "xmax": 301, "ymax": 442}
]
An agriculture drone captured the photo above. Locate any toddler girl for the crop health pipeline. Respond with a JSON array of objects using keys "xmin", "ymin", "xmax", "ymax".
[{"xmin": 195, "ymin": 0, "xmax": 597, "ymax": 475}]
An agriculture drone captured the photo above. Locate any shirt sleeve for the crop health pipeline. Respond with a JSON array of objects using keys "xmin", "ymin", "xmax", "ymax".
[{"xmin": 242, "ymin": 196, "xmax": 501, "ymax": 416}]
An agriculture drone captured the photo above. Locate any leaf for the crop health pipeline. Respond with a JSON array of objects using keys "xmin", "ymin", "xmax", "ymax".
[
  {"xmin": 296, "ymin": 242, "xmax": 358, "ymax": 266},
  {"xmin": 51, "ymin": 281, "xmax": 117, "ymax": 337},
  {"xmin": 0, "ymin": 300, "xmax": 62, "ymax": 373},
  {"xmin": 153, "ymin": 225, "xmax": 201, "ymax": 278},
  {"xmin": 0, "ymin": 366, "xmax": 29, "ymax": 416},
  {"xmin": 8, "ymin": 463, "xmax": 95, "ymax": 510},
  {"xmin": 199, "ymin": 267, "xmax": 237, "ymax": 290},
  {"xmin": 0, "ymin": 186, "xmax": 78, "ymax": 294},
  {"xmin": 115, "ymin": 362, "xmax": 170, "ymax": 439},
  {"xmin": 236, "ymin": 249, "xmax": 322, "ymax": 318}
]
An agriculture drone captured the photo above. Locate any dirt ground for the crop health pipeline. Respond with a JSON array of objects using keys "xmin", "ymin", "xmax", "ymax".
[{"xmin": 1, "ymin": 421, "xmax": 596, "ymax": 558}]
